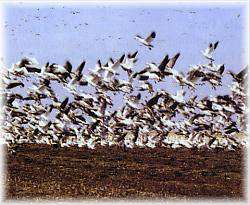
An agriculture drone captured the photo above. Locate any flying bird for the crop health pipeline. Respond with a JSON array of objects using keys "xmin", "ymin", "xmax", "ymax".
[
  {"xmin": 202, "ymin": 41, "xmax": 219, "ymax": 61},
  {"xmin": 135, "ymin": 31, "xmax": 156, "ymax": 50}
]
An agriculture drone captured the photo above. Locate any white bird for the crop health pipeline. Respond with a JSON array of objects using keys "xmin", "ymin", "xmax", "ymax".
[
  {"xmin": 92, "ymin": 60, "xmax": 105, "ymax": 76},
  {"xmin": 103, "ymin": 54, "xmax": 125, "ymax": 81},
  {"xmin": 120, "ymin": 51, "xmax": 138, "ymax": 76},
  {"xmin": 202, "ymin": 41, "xmax": 219, "ymax": 61},
  {"xmin": 47, "ymin": 63, "xmax": 69, "ymax": 75},
  {"xmin": 135, "ymin": 31, "xmax": 156, "ymax": 50}
]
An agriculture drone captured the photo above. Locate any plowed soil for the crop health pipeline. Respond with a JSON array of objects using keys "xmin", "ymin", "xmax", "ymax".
[{"xmin": 4, "ymin": 144, "xmax": 246, "ymax": 200}]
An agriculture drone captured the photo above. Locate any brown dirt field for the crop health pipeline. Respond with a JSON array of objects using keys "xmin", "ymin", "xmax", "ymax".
[{"xmin": 4, "ymin": 144, "xmax": 246, "ymax": 200}]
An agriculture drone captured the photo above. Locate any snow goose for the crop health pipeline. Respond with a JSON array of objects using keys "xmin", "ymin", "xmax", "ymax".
[
  {"xmin": 10, "ymin": 65, "xmax": 29, "ymax": 77},
  {"xmin": 86, "ymin": 72, "xmax": 102, "ymax": 87},
  {"xmin": 46, "ymin": 62, "xmax": 71, "ymax": 80},
  {"xmin": 120, "ymin": 51, "xmax": 138, "ymax": 76},
  {"xmin": 146, "ymin": 55, "xmax": 172, "ymax": 79},
  {"xmin": 187, "ymin": 65, "xmax": 206, "ymax": 82},
  {"xmin": 103, "ymin": 54, "xmax": 125, "ymax": 81},
  {"xmin": 137, "ymin": 70, "xmax": 161, "ymax": 81},
  {"xmin": 209, "ymin": 64, "xmax": 225, "ymax": 75},
  {"xmin": 11, "ymin": 57, "xmax": 41, "ymax": 75},
  {"xmin": 93, "ymin": 60, "xmax": 106, "ymax": 76},
  {"xmin": 50, "ymin": 97, "xmax": 69, "ymax": 112},
  {"xmin": 173, "ymin": 73, "xmax": 196, "ymax": 89},
  {"xmin": 132, "ymin": 65, "xmax": 157, "ymax": 80},
  {"xmin": 202, "ymin": 41, "xmax": 219, "ymax": 61},
  {"xmin": 134, "ymin": 31, "xmax": 156, "ymax": 50},
  {"xmin": 227, "ymin": 65, "xmax": 248, "ymax": 84},
  {"xmin": 111, "ymin": 78, "xmax": 133, "ymax": 93},
  {"xmin": 4, "ymin": 93, "xmax": 23, "ymax": 108}
]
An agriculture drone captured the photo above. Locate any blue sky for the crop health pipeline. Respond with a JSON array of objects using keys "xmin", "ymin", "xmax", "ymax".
[{"xmin": 2, "ymin": 2, "xmax": 248, "ymax": 100}]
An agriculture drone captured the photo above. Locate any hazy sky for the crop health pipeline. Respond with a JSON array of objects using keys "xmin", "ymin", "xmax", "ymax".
[{"xmin": 2, "ymin": 2, "xmax": 248, "ymax": 99}]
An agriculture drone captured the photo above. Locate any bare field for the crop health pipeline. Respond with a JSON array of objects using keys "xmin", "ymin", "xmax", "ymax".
[{"xmin": 4, "ymin": 144, "xmax": 246, "ymax": 200}]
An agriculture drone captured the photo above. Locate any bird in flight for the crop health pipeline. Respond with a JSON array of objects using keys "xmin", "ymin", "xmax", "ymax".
[
  {"xmin": 202, "ymin": 41, "xmax": 219, "ymax": 61},
  {"xmin": 134, "ymin": 31, "xmax": 156, "ymax": 50}
]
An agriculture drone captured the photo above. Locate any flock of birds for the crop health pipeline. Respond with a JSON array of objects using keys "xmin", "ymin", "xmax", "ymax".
[{"xmin": 0, "ymin": 31, "xmax": 248, "ymax": 152}]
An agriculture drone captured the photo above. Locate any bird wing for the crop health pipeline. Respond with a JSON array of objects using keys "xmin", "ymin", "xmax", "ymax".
[
  {"xmin": 213, "ymin": 41, "xmax": 219, "ymax": 50},
  {"xmin": 119, "ymin": 54, "xmax": 126, "ymax": 63},
  {"xmin": 64, "ymin": 61, "xmax": 72, "ymax": 73},
  {"xmin": 130, "ymin": 51, "xmax": 138, "ymax": 58},
  {"xmin": 145, "ymin": 31, "xmax": 156, "ymax": 44},
  {"xmin": 167, "ymin": 53, "xmax": 180, "ymax": 68},
  {"xmin": 6, "ymin": 81, "xmax": 24, "ymax": 89},
  {"xmin": 110, "ymin": 55, "xmax": 124, "ymax": 71},
  {"xmin": 147, "ymin": 93, "xmax": 162, "ymax": 107},
  {"xmin": 25, "ymin": 65, "xmax": 41, "ymax": 73},
  {"xmin": 203, "ymin": 43, "xmax": 213, "ymax": 56},
  {"xmin": 60, "ymin": 97, "xmax": 69, "ymax": 110},
  {"xmin": 236, "ymin": 66, "xmax": 248, "ymax": 80},
  {"xmin": 75, "ymin": 61, "xmax": 85, "ymax": 77},
  {"xmin": 218, "ymin": 64, "xmax": 225, "ymax": 75},
  {"xmin": 158, "ymin": 55, "xmax": 169, "ymax": 72}
]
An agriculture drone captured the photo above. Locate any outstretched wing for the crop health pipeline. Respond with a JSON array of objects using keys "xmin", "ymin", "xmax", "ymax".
[
  {"xmin": 236, "ymin": 65, "xmax": 248, "ymax": 80},
  {"xmin": 75, "ymin": 60, "xmax": 86, "ymax": 77},
  {"xmin": 64, "ymin": 61, "xmax": 72, "ymax": 73},
  {"xmin": 145, "ymin": 31, "xmax": 156, "ymax": 44},
  {"xmin": 213, "ymin": 41, "xmax": 219, "ymax": 50},
  {"xmin": 130, "ymin": 51, "xmax": 138, "ymax": 58},
  {"xmin": 158, "ymin": 55, "xmax": 169, "ymax": 72},
  {"xmin": 167, "ymin": 53, "xmax": 180, "ymax": 68}
]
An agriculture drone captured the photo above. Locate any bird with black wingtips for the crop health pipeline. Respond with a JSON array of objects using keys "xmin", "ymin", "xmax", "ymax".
[
  {"xmin": 225, "ymin": 126, "xmax": 240, "ymax": 135},
  {"xmin": 135, "ymin": 31, "xmax": 156, "ymax": 50},
  {"xmin": 10, "ymin": 58, "xmax": 39, "ymax": 76},
  {"xmin": 187, "ymin": 65, "xmax": 206, "ymax": 82},
  {"xmin": 200, "ymin": 71, "xmax": 223, "ymax": 89},
  {"xmin": 202, "ymin": 41, "xmax": 219, "ymax": 61},
  {"xmin": 145, "ymin": 55, "xmax": 172, "ymax": 80},
  {"xmin": 65, "ymin": 60, "xmax": 86, "ymax": 88},
  {"xmin": 3, "ymin": 93, "xmax": 23, "ymax": 108},
  {"xmin": 93, "ymin": 59, "xmax": 105, "ymax": 76},
  {"xmin": 173, "ymin": 72, "xmax": 196, "ymax": 90},
  {"xmin": 131, "ymin": 67, "xmax": 149, "ymax": 79},
  {"xmin": 227, "ymin": 65, "xmax": 248, "ymax": 84},
  {"xmin": 46, "ymin": 62, "xmax": 71, "ymax": 82},
  {"xmin": 103, "ymin": 54, "xmax": 125, "ymax": 81},
  {"xmin": 121, "ymin": 51, "xmax": 138, "ymax": 77},
  {"xmin": 49, "ymin": 96, "xmax": 69, "ymax": 112},
  {"xmin": 17, "ymin": 57, "xmax": 39, "ymax": 68},
  {"xmin": 133, "ymin": 65, "xmax": 162, "ymax": 81},
  {"xmin": 1, "ymin": 35, "xmax": 248, "ymax": 151}
]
